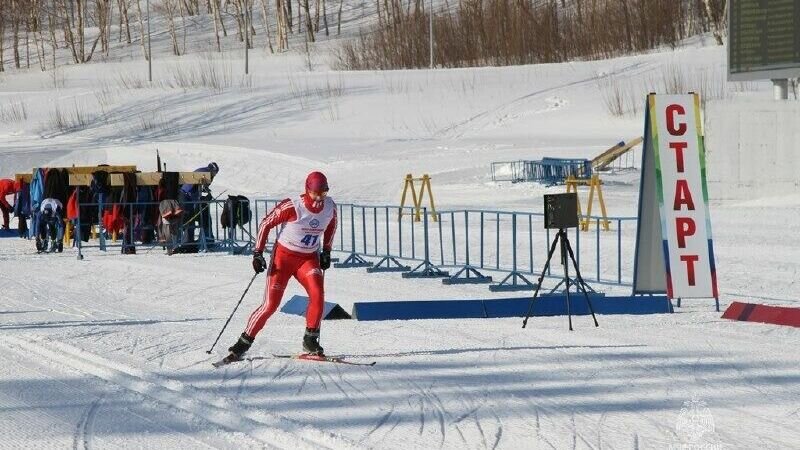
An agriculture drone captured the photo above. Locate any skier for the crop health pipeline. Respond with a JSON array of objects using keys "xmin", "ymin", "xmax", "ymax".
[
  {"xmin": 0, "ymin": 178, "xmax": 16, "ymax": 230},
  {"xmin": 36, "ymin": 198, "xmax": 64, "ymax": 253},
  {"xmin": 225, "ymin": 171, "xmax": 337, "ymax": 361}
]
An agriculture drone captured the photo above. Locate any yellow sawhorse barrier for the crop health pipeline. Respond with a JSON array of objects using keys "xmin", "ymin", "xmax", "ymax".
[
  {"xmin": 399, "ymin": 174, "xmax": 438, "ymax": 222},
  {"xmin": 565, "ymin": 174, "xmax": 610, "ymax": 231}
]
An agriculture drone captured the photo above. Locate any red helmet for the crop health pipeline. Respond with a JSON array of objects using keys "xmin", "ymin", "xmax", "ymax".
[{"xmin": 305, "ymin": 171, "xmax": 329, "ymax": 192}]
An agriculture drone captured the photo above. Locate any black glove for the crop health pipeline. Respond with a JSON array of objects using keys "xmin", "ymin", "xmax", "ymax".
[
  {"xmin": 319, "ymin": 249, "xmax": 331, "ymax": 270},
  {"xmin": 252, "ymin": 251, "xmax": 267, "ymax": 274}
]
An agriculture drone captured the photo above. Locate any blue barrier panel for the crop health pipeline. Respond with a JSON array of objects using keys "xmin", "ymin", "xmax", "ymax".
[
  {"xmin": 0, "ymin": 228, "xmax": 18, "ymax": 238},
  {"xmin": 352, "ymin": 300, "xmax": 486, "ymax": 321},
  {"xmin": 352, "ymin": 294, "xmax": 672, "ymax": 321},
  {"xmin": 483, "ymin": 294, "xmax": 600, "ymax": 317},
  {"xmin": 281, "ymin": 295, "xmax": 352, "ymax": 320}
]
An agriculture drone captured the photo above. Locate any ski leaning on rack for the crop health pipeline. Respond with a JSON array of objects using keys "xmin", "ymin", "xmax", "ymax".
[{"xmin": 273, "ymin": 353, "xmax": 377, "ymax": 366}]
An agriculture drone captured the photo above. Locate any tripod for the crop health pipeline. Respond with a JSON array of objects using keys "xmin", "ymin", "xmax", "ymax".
[{"xmin": 522, "ymin": 228, "xmax": 599, "ymax": 331}]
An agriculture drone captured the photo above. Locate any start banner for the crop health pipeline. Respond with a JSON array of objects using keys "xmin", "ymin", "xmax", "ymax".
[{"xmin": 634, "ymin": 94, "xmax": 718, "ymax": 300}]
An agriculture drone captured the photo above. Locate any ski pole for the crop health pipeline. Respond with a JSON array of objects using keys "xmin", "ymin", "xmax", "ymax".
[
  {"xmin": 183, "ymin": 188, "xmax": 229, "ymax": 227},
  {"xmin": 206, "ymin": 272, "xmax": 259, "ymax": 354}
]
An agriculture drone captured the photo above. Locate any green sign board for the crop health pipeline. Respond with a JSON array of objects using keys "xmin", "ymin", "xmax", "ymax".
[{"xmin": 729, "ymin": 0, "xmax": 800, "ymax": 80}]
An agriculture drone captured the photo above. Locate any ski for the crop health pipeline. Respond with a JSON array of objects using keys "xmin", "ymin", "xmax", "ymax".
[
  {"xmin": 211, "ymin": 353, "xmax": 243, "ymax": 368},
  {"xmin": 272, "ymin": 353, "xmax": 377, "ymax": 366},
  {"xmin": 213, "ymin": 353, "xmax": 376, "ymax": 367}
]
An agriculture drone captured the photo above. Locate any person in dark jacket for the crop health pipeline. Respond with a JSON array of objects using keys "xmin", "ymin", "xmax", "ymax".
[{"xmin": 181, "ymin": 162, "xmax": 219, "ymax": 249}]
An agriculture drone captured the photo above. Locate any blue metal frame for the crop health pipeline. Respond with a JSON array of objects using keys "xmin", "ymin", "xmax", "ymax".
[
  {"xmin": 333, "ymin": 203, "xmax": 373, "ymax": 268},
  {"xmin": 402, "ymin": 208, "xmax": 449, "ymax": 278},
  {"xmin": 66, "ymin": 194, "xmax": 637, "ymax": 291},
  {"xmin": 443, "ymin": 211, "xmax": 492, "ymax": 285},
  {"xmin": 488, "ymin": 213, "xmax": 534, "ymax": 291}
]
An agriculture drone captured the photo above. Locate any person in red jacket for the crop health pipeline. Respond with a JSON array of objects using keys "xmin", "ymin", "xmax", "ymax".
[
  {"xmin": 226, "ymin": 171, "xmax": 338, "ymax": 360},
  {"xmin": 0, "ymin": 179, "xmax": 17, "ymax": 230}
]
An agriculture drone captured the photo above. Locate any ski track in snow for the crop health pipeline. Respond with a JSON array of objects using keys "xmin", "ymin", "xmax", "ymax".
[
  {"xmin": 73, "ymin": 393, "xmax": 104, "ymax": 450},
  {"xmin": 1, "ymin": 335, "xmax": 360, "ymax": 449}
]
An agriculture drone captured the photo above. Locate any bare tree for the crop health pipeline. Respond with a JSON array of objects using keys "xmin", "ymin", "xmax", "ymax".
[
  {"xmin": 321, "ymin": 0, "xmax": 328, "ymax": 36},
  {"xmin": 336, "ymin": 0, "xmax": 343, "ymax": 35},
  {"xmin": 302, "ymin": 0, "xmax": 314, "ymax": 42},
  {"xmin": 59, "ymin": 0, "xmax": 80, "ymax": 63},
  {"xmin": 12, "ymin": 0, "xmax": 22, "ymax": 68},
  {"xmin": 121, "ymin": 0, "xmax": 131, "ymax": 43},
  {"xmin": 313, "ymin": 0, "xmax": 319, "ymax": 31},
  {"xmin": 161, "ymin": 0, "xmax": 182, "ymax": 55},
  {"xmin": 0, "ymin": 1, "xmax": 6, "ymax": 72},
  {"xmin": 30, "ymin": 0, "xmax": 48, "ymax": 70},
  {"xmin": 275, "ymin": 0, "xmax": 289, "ymax": 50},
  {"xmin": 702, "ymin": 0, "xmax": 725, "ymax": 45},
  {"xmin": 286, "ymin": 0, "xmax": 292, "ymax": 30},
  {"xmin": 96, "ymin": 0, "xmax": 112, "ymax": 56},
  {"xmin": 258, "ymin": 0, "xmax": 275, "ymax": 53},
  {"xmin": 210, "ymin": 0, "xmax": 222, "ymax": 51},
  {"xmin": 134, "ymin": 0, "xmax": 150, "ymax": 60}
]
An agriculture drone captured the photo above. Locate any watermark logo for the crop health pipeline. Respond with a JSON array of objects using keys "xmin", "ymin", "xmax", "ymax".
[{"xmin": 670, "ymin": 395, "xmax": 719, "ymax": 450}]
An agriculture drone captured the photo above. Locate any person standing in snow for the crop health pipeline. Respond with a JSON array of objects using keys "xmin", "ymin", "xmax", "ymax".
[
  {"xmin": 36, "ymin": 198, "xmax": 64, "ymax": 253},
  {"xmin": 226, "ymin": 171, "xmax": 337, "ymax": 360},
  {"xmin": 181, "ymin": 162, "xmax": 219, "ymax": 248},
  {"xmin": 0, "ymin": 178, "xmax": 16, "ymax": 230}
]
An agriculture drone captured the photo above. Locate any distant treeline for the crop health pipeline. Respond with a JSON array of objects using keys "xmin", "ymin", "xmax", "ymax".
[
  {"xmin": 0, "ymin": 0, "xmax": 341, "ymax": 72},
  {"xmin": 335, "ymin": 0, "xmax": 727, "ymax": 70}
]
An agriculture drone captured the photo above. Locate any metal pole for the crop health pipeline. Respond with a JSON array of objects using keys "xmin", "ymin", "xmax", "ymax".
[
  {"xmin": 773, "ymin": 79, "xmax": 788, "ymax": 100},
  {"xmin": 205, "ymin": 273, "xmax": 259, "ymax": 354},
  {"xmin": 361, "ymin": 206, "xmax": 367, "ymax": 254},
  {"xmin": 245, "ymin": 0, "xmax": 250, "ymax": 75},
  {"xmin": 147, "ymin": 0, "xmax": 152, "ymax": 82},
  {"xmin": 429, "ymin": 0, "xmax": 433, "ymax": 69}
]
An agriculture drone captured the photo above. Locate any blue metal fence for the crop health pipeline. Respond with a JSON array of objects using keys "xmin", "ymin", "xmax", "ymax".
[
  {"xmin": 491, "ymin": 158, "xmax": 592, "ymax": 185},
  {"xmin": 71, "ymin": 196, "xmax": 637, "ymax": 289},
  {"xmin": 252, "ymin": 199, "xmax": 637, "ymax": 288}
]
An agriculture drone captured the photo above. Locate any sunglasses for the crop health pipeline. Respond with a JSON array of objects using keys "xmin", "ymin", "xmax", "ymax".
[{"xmin": 308, "ymin": 190, "xmax": 328, "ymax": 199}]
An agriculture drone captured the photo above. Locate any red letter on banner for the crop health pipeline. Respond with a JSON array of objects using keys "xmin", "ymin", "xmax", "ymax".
[
  {"xmin": 680, "ymin": 255, "xmax": 700, "ymax": 286},
  {"xmin": 675, "ymin": 217, "xmax": 696, "ymax": 248},
  {"xmin": 674, "ymin": 180, "xmax": 696, "ymax": 211},
  {"xmin": 666, "ymin": 104, "xmax": 687, "ymax": 136},
  {"xmin": 669, "ymin": 142, "xmax": 688, "ymax": 172}
]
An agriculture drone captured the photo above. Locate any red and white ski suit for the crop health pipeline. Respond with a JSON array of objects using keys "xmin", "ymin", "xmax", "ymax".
[{"xmin": 243, "ymin": 194, "xmax": 337, "ymax": 337}]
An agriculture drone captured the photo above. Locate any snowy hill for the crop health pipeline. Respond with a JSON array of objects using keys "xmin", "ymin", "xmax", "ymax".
[{"xmin": 2, "ymin": 9, "xmax": 800, "ymax": 450}]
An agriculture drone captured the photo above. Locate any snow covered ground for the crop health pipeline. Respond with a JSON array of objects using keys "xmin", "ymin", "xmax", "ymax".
[{"xmin": 2, "ymin": 18, "xmax": 800, "ymax": 449}]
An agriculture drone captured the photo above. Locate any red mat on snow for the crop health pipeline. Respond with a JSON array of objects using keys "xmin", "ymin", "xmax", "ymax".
[{"xmin": 722, "ymin": 301, "xmax": 800, "ymax": 328}]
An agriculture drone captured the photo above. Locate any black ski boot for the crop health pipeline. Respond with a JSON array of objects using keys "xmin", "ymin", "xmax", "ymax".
[
  {"xmin": 227, "ymin": 333, "xmax": 254, "ymax": 360},
  {"xmin": 302, "ymin": 328, "xmax": 324, "ymax": 356}
]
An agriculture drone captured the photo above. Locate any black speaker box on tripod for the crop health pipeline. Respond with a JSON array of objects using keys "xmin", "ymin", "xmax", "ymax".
[{"xmin": 544, "ymin": 193, "xmax": 579, "ymax": 230}]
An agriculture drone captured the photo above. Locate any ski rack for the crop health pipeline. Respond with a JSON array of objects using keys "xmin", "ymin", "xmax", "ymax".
[
  {"xmin": 69, "ymin": 171, "xmax": 212, "ymax": 258},
  {"xmin": 16, "ymin": 165, "xmax": 140, "ymax": 244},
  {"xmin": 14, "ymin": 165, "xmax": 138, "ymax": 184}
]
